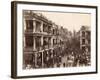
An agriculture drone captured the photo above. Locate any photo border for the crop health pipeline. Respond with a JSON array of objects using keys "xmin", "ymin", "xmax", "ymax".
[{"xmin": 11, "ymin": 1, "xmax": 98, "ymax": 79}]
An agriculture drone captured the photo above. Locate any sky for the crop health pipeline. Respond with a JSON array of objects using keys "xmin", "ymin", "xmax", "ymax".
[{"xmin": 34, "ymin": 11, "xmax": 91, "ymax": 32}]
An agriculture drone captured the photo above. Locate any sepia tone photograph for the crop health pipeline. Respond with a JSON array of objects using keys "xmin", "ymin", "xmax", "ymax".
[
  {"xmin": 23, "ymin": 10, "xmax": 91, "ymax": 69},
  {"xmin": 11, "ymin": 1, "xmax": 97, "ymax": 78}
]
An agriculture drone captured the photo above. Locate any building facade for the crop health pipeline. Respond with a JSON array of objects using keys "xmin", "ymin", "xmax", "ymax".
[
  {"xmin": 80, "ymin": 26, "xmax": 91, "ymax": 53},
  {"xmin": 23, "ymin": 11, "xmax": 63, "ymax": 69}
]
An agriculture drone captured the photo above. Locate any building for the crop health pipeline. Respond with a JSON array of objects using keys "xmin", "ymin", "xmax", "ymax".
[
  {"xmin": 23, "ymin": 11, "xmax": 63, "ymax": 69},
  {"xmin": 80, "ymin": 26, "xmax": 91, "ymax": 53}
]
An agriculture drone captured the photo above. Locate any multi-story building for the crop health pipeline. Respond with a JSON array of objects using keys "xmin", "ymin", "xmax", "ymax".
[
  {"xmin": 80, "ymin": 26, "xmax": 91, "ymax": 53},
  {"xmin": 23, "ymin": 11, "xmax": 63, "ymax": 69}
]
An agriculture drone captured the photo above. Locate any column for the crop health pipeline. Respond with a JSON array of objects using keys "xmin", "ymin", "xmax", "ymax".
[
  {"xmin": 24, "ymin": 19, "xmax": 26, "ymax": 31},
  {"xmin": 51, "ymin": 37, "xmax": 53, "ymax": 48},
  {"xmin": 41, "ymin": 36, "xmax": 43, "ymax": 48},
  {"xmin": 24, "ymin": 35, "xmax": 26, "ymax": 47},
  {"xmin": 33, "ymin": 37, "xmax": 36, "ymax": 50},
  {"xmin": 47, "ymin": 37, "xmax": 49, "ymax": 48},
  {"xmin": 33, "ymin": 19, "xmax": 36, "ymax": 32},
  {"xmin": 35, "ymin": 52, "xmax": 37, "ymax": 68},
  {"xmin": 40, "ymin": 21, "xmax": 43, "ymax": 32},
  {"xmin": 46, "ymin": 50, "xmax": 49, "ymax": 67},
  {"xmin": 42, "ymin": 52, "xmax": 44, "ymax": 68}
]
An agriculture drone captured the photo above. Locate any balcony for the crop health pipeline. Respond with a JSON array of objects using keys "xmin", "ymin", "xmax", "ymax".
[
  {"xmin": 36, "ymin": 46, "xmax": 43, "ymax": 51},
  {"xmin": 24, "ymin": 47, "xmax": 33, "ymax": 52},
  {"xmin": 25, "ymin": 29, "xmax": 33, "ymax": 32},
  {"xmin": 43, "ymin": 45, "xmax": 49, "ymax": 50}
]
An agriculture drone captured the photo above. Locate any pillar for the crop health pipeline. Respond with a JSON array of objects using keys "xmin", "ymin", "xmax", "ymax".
[
  {"xmin": 41, "ymin": 36, "xmax": 44, "ymax": 68},
  {"xmin": 35, "ymin": 52, "xmax": 37, "ymax": 68},
  {"xmin": 33, "ymin": 37, "xmax": 36, "ymax": 50},
  {"xmin": 41, "ymin": 36, "xmax": 43, "ymax": 47},
  {"xmin": 40, "ymin": 21, "xmax": 43, "ymax": 32},
  {"xmin": 42, "ymin": 52, "xmax": 44, "ymax": 68},
  {"xmin": 24, "ymin": 19, "xmax": 26, "ymax": 31},
  {"xmin": 51, "ymin": 37, "xmax": 53, "ymax": 48},
  {"xmin": 24, "ymin": 19, "xmax": 26, "ymax": 48},
  {"xmin": 33, "ymin": 19, "xmax": 36, "ymax": 33},
  {"xmin": 24, "ymin": 35, "xmax": 26, "ymax": 47}
]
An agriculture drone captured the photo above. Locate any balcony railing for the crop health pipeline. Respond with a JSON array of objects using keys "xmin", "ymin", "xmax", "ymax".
[
  {"xmin": 24, "ymin": 47, "xmax": 33, "ymax": 52},
  {"xmin": 36, "ymin": 46, "xmax": 43, "ymax": 51},
  {"xmin": 25, "ymin": 29, "xmax": 33, "ymax": 33}
]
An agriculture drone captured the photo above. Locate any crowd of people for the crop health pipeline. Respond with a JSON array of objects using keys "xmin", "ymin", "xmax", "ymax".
[
  {"xmin": 24, "ymin": 41, "xmax": 91, "ymax": 69},
  {"xmin": 55, "ymin": 46, "xmax": 91, "ymax": 67}
]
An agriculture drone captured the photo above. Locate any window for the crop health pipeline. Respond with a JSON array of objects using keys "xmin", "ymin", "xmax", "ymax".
[
  {"xmin": 36, "ymin": 37, "xmax": 41, "ymax": 50},
  {"xmin": 43, "ymin": 51, "xmax": 48, "ymax": 64},
  {"xmin": 24, "ymin": 54, "xmax": 33, "ymax": 65},
  {"xmin": 82, "ymin": 31, "xmax": 85, "ymax": 37},
  {"xmin": 43, "ymin": 37, "xmax": 48, "ymax": 46},
  {"xmin": 26, "ymin": 20, "xmax": 33, "ymax": 31},
  {"xmin": 37, "ymin": 52, "xmax": 42, "ymax": 67},
  {"xmin": 48, "ymin": 37, "xmax": 51, "ymax": 47},
  {"xmin": 43, "ymin": 23, "xmax": 48, "ymax": 32},
  {"xmin": 53, "ymin": 39, "xmax": 55, "ymax": 45},
  {"xmin": 82, "ymin": 39, "xmax": 85, "ymax": 45},
  {"xmin": 36, "ymin": 21, "xmax": 41, "ymax": 32},
  {"xmin": 53, "ymin": 29, "xmax": 55, "ymax": 34},
  {"xmin": 48, "ymin": 25, "xmax": 52, "ymax": 33},
  {"xmin": 25, "ymin": 35, "xmax": 33, "ymax": 47}
]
